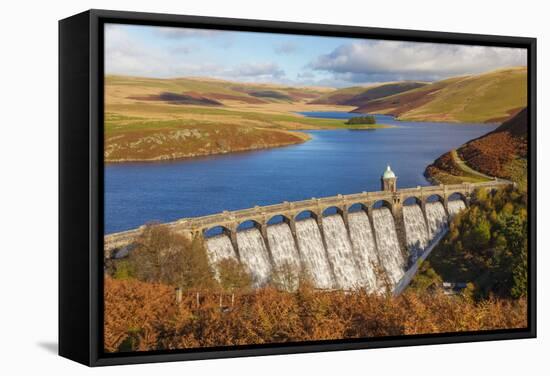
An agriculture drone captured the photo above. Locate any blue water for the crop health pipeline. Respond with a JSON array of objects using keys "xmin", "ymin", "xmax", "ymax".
[{"xmin": 105, "ymin": 113, "xmax": 497, "ymax": 234}]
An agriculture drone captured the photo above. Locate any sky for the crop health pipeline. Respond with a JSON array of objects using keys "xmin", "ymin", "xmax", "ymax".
[{"xmin": 105, "ymin": 23, "xmax": 527, "ymax": 88}]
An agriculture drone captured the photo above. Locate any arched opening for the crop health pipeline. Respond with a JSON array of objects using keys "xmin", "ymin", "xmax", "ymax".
[
  {"xmin": 237, "ymin": 219, "xmax": 262, "ymax": 232},
  {"xmin": 295, "ymin": 210, "xmax": 318, "ymax": 221},
  {"xmin": 448, "ymin": 192, "xmax": 467, "ymax": 202},
  {"xmin": 322, "ymin": 206, "xmax": 344, "ymax": 217},
  {"xmin": 426, "ymin": 194, "xmax": 445, "ymax": 204},
  {"xmin": 403, "ymin": 196, "xmax": 422, "ymax": 206},
  {"xmin": 348, "ymin": 202, "xmax": 368, "ymax": 213},
  {"xmin": 267, "ymin": 214, "xmax": 291, "ymax": 226},
  {"xmin": 204, "ymin": 225, "xmax": 231, "ymax": 238},
  {"xmin": 372, "ymin": 199, "xmax": 392, "ymax": 210}
]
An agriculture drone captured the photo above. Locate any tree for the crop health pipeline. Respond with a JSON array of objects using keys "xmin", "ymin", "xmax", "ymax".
[
  {"xmin": 217, "ymin": 258, "xmax": 252, "ymax": 292},
  {"xmin": 345, "ymin": 115, "xmax": 376, "ymax": 125},
  {"xmin": 128, "ymin": 224, "xmax": 216, "ymax": 290},
  {"xmin": 270, "ymin": 262, "xmax": 300, "ymax": 292}
]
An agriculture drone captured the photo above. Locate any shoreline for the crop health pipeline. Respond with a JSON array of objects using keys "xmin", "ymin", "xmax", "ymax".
[
  {"xmin": 105, "ymin": 133, "xmax": 311, "ymax": 164},
  {"xmin": 104, "ymin": 123, "xmax": 395, "ymax": 164}
]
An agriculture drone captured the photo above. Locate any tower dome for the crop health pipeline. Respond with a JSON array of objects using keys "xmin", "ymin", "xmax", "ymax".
[
  {"xmin": 381, "ymin": 165, "xmax": 397, "ymax": 192},
  {"xmin": 383, "ymin": 165, "xmax": 396, "ymax": 179}
]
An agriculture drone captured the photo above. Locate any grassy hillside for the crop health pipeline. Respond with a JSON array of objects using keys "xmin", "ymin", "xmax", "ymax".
[
  {"xmin": 106, "ymin": 75, "xmax": 331, "ymax": 106},
  {"xmin": 309, "ymin": 81, "xmax": 426, "ymax": 106},
  {"xmin": 105, "ymin": 76, "xmax": 365, "ymax": 162},
  {"xmin": 425, "ymin": 108, "xmax": 528, "ymax": 189},
  {"xmin": 353, "ymin": 67, "xmax": 527, "ymax": 123}
]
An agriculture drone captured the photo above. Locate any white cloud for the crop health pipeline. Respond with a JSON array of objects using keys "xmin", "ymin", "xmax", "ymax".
[
  {"xmin": 232, "ymin": 62, "xmax": 285, "ymax": 79},
  {"xmin": 309, "ymin": 40, "xmax": 527, "ymax": 83},
  {"xmin": 105, "ymin": 25, "xmax": 285, "ymax": 82},
  {"xmin": 105, "ymin": 24, "xmax": 223, "ymax": 77}
]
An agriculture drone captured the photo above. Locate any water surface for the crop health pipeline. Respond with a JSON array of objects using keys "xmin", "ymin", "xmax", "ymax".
[{"xmin": 105, "ymin": 113, "xmax": 497, "ymax": 234}]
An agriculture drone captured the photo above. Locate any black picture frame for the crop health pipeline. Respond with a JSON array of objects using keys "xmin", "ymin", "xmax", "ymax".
[{"xmin": 59, "ymin": 9, "xmax": 537, "ymax": 367}]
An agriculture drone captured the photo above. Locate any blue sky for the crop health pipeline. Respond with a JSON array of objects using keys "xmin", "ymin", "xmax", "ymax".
[{"xmin": 105, "ymin": 23, "xmax": 527, "ymax": 88}]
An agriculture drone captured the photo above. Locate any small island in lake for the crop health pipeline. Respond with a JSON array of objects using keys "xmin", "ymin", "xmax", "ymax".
[{"xmin": 344, "ymin": 115, "xmax": 392, "ymax": 130}]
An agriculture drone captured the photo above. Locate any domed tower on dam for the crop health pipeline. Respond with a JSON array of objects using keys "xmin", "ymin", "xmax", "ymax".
[{"xmin": 381, "ymin": 165, "xmax": 397, "ymax": 192}]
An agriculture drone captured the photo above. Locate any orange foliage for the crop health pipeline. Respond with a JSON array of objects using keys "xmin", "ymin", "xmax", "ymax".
[{"xmin": 104, "ymin": 277, "xmax": 527, "ymax": 353}]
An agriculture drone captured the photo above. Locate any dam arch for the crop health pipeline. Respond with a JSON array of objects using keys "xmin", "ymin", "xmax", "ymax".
[
  {"xmin": 322, "ymin": 206, "xmax": 344, "ymax": 217},
  {"xmin": 403, "ymin": 196, "xmax": 423, "ymax": 206},
  {"xmin": 267, "ymin": 214, "xmax": 292, "ymax": 225},
  {"xmin": 203, "ymin": 225, "xmax": 232, "ymax": 238},
  {"xmin": 372, "ymin": 199, "xmax": 393, "ymax": 212},
  {"xmin": 237, "ymin": 219, "xmax": 263, "ymax": 231},
  {"xmin": 448, "ymin": 191, "xmax": 467, "ymax": 203},
  {"xmin": 295, "ymin": 210, "xmax": 319, "ymax": 221},
  {"xmin": 426, "ymin": 194, "xmax": 445, "ymax": 204},
  {"xmin": 348, "ymin": 202, "xmax": 369, "ymax": 213}
]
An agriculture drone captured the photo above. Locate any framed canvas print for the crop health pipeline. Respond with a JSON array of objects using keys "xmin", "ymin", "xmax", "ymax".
[{"xmin": 59, "ymin": 9, "xmax": 536, "ymax": 366}]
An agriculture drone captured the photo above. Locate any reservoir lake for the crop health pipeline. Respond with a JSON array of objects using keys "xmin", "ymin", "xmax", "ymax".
[{"xmin": 105, "ymin": 113, "xmax": 497, "ymax": 234}]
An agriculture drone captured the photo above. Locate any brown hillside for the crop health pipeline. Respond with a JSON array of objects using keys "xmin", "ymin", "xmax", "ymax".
[
  {"xmin": 425, "ymin": 108, "xmax": 528, "ymax": 186},
  {"xmin": 310, "ymin": 82, "xmax": 426, "ymax": 106},
  {"xmin": 458, "ymin": 108, "xmax": 527, "ymax": 178},
  {"xmin": 352, "ymin": 80, "xmax": 450, "ymax": 116}
]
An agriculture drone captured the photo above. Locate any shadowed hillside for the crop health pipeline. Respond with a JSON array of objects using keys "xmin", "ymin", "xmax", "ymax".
[
  {"xmin": 425, "ymin": 108, "xmax": 528, "ymax": 188},
  {"xmin": 352, "ymin": 67, "xmax": 527, "ymax": 123},
  {"xmin": 106, "ymin": 75, "xmax": 331, "ymax": 106},
  {"xmin": 309, "ymin": 82, "xmax": 426, "ymax": 106}
]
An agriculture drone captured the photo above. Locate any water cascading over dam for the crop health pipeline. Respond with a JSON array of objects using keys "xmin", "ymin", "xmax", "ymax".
[
  {"xmin": 236, "ymin": 228, "xmax": 272, "ymax": 287},
  {"xmin": 204, "ymin": 198, "xmax": 466, "ymax": 292},
  {"xmin": 295, "ymin": 218, "xmax": 334, "ymax": 289},
  {"xmin": 402, "ymin": 205, "xmax": 429, "ymax": 256},
  {"xmin": 347, "ymin": 211, "xmax": 380, "ymax": 293},
  {"xmin": 447, "ymin": 199, "xmax": 466, "ymax": 218}
]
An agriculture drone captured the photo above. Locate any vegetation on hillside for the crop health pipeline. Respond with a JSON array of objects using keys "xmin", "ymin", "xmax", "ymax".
[
  {"xmin": 105, "ymin": 276, "xmax": 526, "ymax": 353},
  {"xmin": 352, "ymin": 67, "xmax": 527, "ymax": 123},
  {"xmin": 425, "ymin": 108, "xmax": 528, "ymax": 189},
  {"xmin": 411, "ymin": 187, "xmax": 528, "ymax": 300}
]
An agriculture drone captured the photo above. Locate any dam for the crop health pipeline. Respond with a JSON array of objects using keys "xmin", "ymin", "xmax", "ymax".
[{"xmin": 105, "ymin": 166, "xmax": 511, "ymax": 293}]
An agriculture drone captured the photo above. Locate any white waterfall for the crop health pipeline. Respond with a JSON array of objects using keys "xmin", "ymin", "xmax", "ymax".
[
  {"xmin": 322, "ymin": 215, "xmax": 362, "ymax": 290},
  {"xmin": 204, "ymin": 197, "xmax": 461, "ymax": 293},
  {"xmin": 447, "ymin": 199, "xmax": 466, "ymax": 218},
  {"xmin": 205, "ymin": 234, "xmax": 238, "ymax": 279},
  {"xmin": 295, "ymin": 218, "xmax": 334, "ymax": 289},
  {"xmin": 425, "ymin": 201, "xmax": 448, "ymax": 237},
  {"xmin": 348, "ymin": 211, "xmax": 380, "ymax": 293},
  {"xmin": 267, "ymin": 222, "xmax": 301, "ymax": 290},
  {"xmin": 205, "ymin": 233, "xmax": 238, "ymax": 265},
  {"xmin": 236, "ymin": 228, "xmax": 272, "ymax": 287},
  {"xmin": 402, "ymin": 205, "xmax": 429, "ymax": 257},
  {"xmin": 371, "ymin": 207, "xmax": 406, "ymax": 289}
]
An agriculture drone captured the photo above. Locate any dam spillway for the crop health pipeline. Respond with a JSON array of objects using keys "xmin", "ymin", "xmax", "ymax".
[{"xmin": 205, "ymin": 200, "xmax": 466, "ymax": 292}]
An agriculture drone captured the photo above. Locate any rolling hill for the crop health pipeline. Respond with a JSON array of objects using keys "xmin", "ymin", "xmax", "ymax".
[
  {"xmin": 425, "ymin": 108, "xmax": 528, "ymax": 188},
  {"xmin": 104, "ymin": 76, "xmax": 359, "ymax": 163},
  {"xmin": 352, "ymin": 67, "xmax": 527, "ymax": 123},
  {"xmin": 106, "ymin": 75, "xmax": 331, "ymax": 106},
  {"xmin": 309, "ymin": 82, "xmax": 426, "ymax": 106}
]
